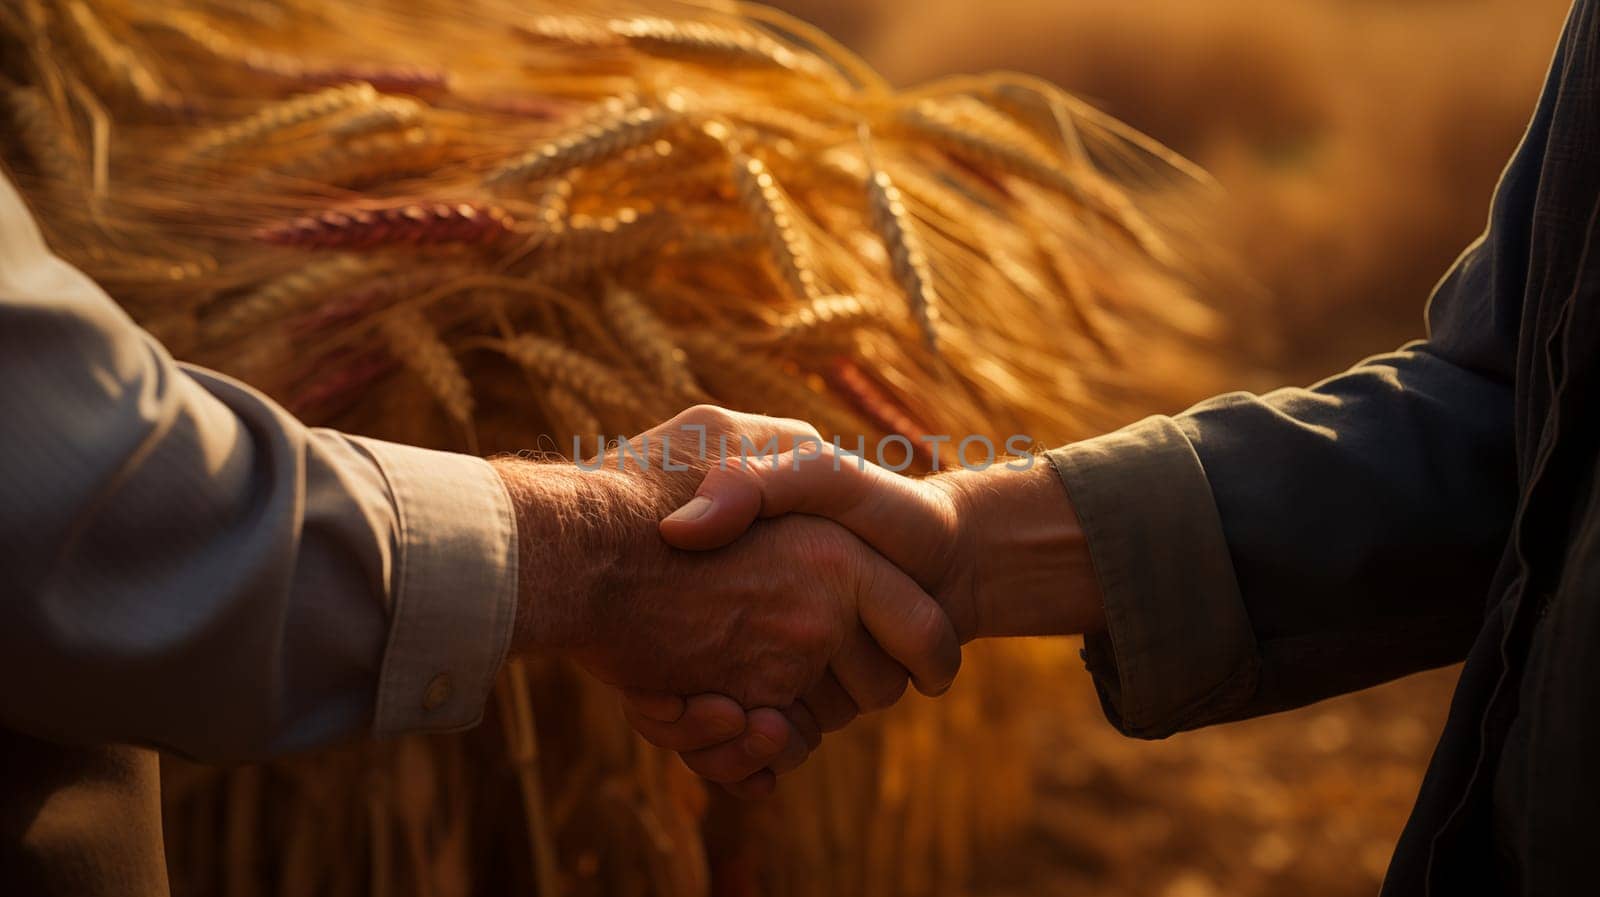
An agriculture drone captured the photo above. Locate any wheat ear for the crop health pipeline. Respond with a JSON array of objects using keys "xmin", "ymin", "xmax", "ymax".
[
  {"xmin": 146, "ymin": 14, "xmax": 446, "ymax": 94},
  {"xmin": 607, "ymin": 16, "xmax": 838, "ymax": 84},
  {"xmin": 770, "ymin": 293, "xmax": 880, "ymax": 344},
  {"xmin": 730, "ymin": 152, "xmax": 822, "ymax": 301},
  {"xmin": 381, "ymin": 309, "xmax": 476, "ymax": 434},
  {"xmin": 4, "ymin": 87, "xmax": 87, "ymax": 188},
  {"xmin": 496, "ymin": 335, "xmax": 643, "ymax": 413},
  {"xmin": 202, "ymin": 255, "xmax": 377, "ymax": 342},
  {"xmin": 861, "ymin": 137, "xmax": 940, "ymax": 353},
  {"xmin": 257, "ymin": 201, "xmax": 515, "ymax": 250},
  {"xmin": 526, "ymin": 208, "xmax": 669, "ymax": 282},
  {"xmin": 898, "ymin": 98, "xmax": 1173, "ymax": 263},
  {"xmin": 486, "ymin": 98, "xmax": 681, "ymax": 189},
  {"xmin": 264, "ymin": 127, "xmax": 444, "ymax": 187},
  {"xmin": 330, "ymin": 96, "xmax": 424, "ymax": 139},
  {"xmin": 59, "ymin": 0, "xmax": 169, "ymax": 109},
  {"xmin": 602, "ymin": 282, "xmax": 707, "ymax": 404},
  {"xmin": 187, "ymin": 82, "xmax": 378, "ymax": 158},
  {"xmin": 544, "ymin": 385, "xmax": 604, "ymax": 457}
]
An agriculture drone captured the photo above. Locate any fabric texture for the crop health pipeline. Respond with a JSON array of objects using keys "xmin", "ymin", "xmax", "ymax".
[
  {"xmin": 1045, "ymin": 419, "xmax": 1257, "ymax": 738},
  {"xmin": 1052, "ymin": 2, "xmax": 1600, "ymax": 893},
  {"xmin": 0, "ymin": 170, "xmax": 519, "ymax": 894}
]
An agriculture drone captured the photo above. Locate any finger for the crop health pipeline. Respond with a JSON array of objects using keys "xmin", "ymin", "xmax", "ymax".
[
  {"xmin": 801, "ymin": 671, "xmax": 860, "ymax": 732},
  {"xmin": 766, "ymin": 714, "xmax": 813, "ymax": 776},
  {"xmin": 680, "ymin": 707, "xmax": 792, "ymax": 783},
  {"xmin": 782, "ymin": 701, "xmax": 823, "ymax": 752},
  {"xmin": 722, "ymin": 769, "xmax": 776, "ymax": 800},
  {"xmin": 830, "ymin": 624, "xmax": 910, "ymax": 714},
  {"xmin": 623, "ymin": 693, "xmax": 746, "ymax": 752},
  {"xmin": 856, "ymin": 560, "xmax": 962, "ymax": 697}
]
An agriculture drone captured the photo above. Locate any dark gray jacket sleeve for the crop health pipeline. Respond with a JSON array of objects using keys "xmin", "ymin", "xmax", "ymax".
[
  {"xmin": 1045, "ymin": 22, "xmax": 1557, "ymax": 738},
  {"xmin": 0, "ymin": 172, "xmax": 518, "ymax": 761}
]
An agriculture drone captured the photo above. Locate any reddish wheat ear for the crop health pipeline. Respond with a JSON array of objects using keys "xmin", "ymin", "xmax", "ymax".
[{"xmin": 255, "ymin": 201, "xmax": 516, "ymax": 250}]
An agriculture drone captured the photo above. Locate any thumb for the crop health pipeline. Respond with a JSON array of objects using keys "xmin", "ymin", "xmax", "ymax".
[
  {"xmin": 659, "ymin": 447, "xmax": 902, "ymax": 553},
  {"xmin": 659, "ymin": 449, "xmax": 877, "ymax": 550},
  {"xmin": 658, "ymin": 461, "xmax": 767, "ymax": 550}
]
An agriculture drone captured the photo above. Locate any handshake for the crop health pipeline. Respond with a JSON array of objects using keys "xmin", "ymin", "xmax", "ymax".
[{"xmin": 491, "ymin": 405, "xmax": 1103, "ymax": 798}]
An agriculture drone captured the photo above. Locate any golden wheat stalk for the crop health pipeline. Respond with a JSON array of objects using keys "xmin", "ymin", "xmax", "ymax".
[
  {"xmin": 380, "ymin": 309, "xmax": 476, "ymax": 432},
  {"xmin": 58, "ymin": 0, "xmax": 169, "ymax": 109},
  {"xmin": 144, "ymin": 13, "xmax": 447, "ymax": 94},
  {"xmin": 897, "ymin": 98, "xmax": 1174, "ymax": 263},
  {"xmin": 201, "ymin": 255, "xmax": 379, "ymax": 343},
  {"xmin": 861, "ymin": 136, "xmax": 941, "ymax": 353},
  {"xmin": 486, "ymin": 97, "xmax": 683, "ymax": 189},
  {"xmin": 545, "ymin": 384, "xmax": 604, "ymax": 456},
  {"xmin": 496, "ymin": 334, "xmax": 645, "ymax": 413},
  {"xmin": 4, "ymin": 86, "xmax": 87, "ymax": 189},
  {"xmin": 729, "ymin": 151, "xmax": 823, "ymax": 302},
  {"xmin": 769, "ymin": 293, "xmax": 881, "ymax": 345},
  {"xmin": 329, "ymin": 96, "xmax": 424, "ymax": 139},
  {"xmin": 602, "ymin": 282, "xmax": 708, "ymax": 405},
  {"xmin": 187, "ymin": 82, "xmax": 379, "ymax": 158},
  {"xmin": 526, "ymin": 207, "xmax": 670, "ymax": 282},
  {"xmin": 262, "ymin": 126, "xmax": 444, "ymax": 187},
  {"xmin": 608, "ymin": 16, "xmax": 837, "ymax": 84}
]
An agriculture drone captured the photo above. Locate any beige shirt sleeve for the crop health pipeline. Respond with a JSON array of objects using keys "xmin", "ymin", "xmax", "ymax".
[
  {"xmin": 0, "ymin": 171, "xmax": 518, "ymax": 762},
  {"xmin": 1046, "ymin": 416, "xmax": 1259, "ymax": 739}
]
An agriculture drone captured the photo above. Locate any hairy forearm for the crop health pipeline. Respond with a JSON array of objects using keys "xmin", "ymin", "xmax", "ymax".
[
  {"xmin": 491, "ymin": 451, "xmax": 711, "ymax": 656},
  {"xmin": 942, "ymin": 461, "xmax": 1105, "ymax": 641},
  {"xmin": 492, "ymin": 457, "xmax": 633, "ymax": 654}
]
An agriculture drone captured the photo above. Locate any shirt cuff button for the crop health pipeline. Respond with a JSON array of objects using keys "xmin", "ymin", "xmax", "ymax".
[{"xmin": 422, "ymin": 673, "xmax": 454, "ymax": 711}]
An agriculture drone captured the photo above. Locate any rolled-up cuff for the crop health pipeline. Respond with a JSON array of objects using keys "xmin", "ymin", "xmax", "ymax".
[
  {"xmin": 356, "ymin": 438, "xmax": 518, "ymax": 737},
  {"xmin": 1046, "ymin": 416, "xmax": 1258, "ymax": 739}
]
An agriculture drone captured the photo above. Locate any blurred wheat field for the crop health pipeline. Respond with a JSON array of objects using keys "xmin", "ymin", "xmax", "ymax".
[
  {"xmin": 1, "ymin": 1, "xmax": 1574, "ymax": 896},
  {"xmin": 784, "ymin": 0, "xmax": 1573, "ymax": 379},
  {"xmin": 2, "ymin": 1, "xmax": 1238, "ymax": 896}
]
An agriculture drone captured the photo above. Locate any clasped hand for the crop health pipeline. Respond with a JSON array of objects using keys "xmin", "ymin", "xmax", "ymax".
[{"xmin": 495, "ymin": 404, "xmax": 1093, "ymax": 798}]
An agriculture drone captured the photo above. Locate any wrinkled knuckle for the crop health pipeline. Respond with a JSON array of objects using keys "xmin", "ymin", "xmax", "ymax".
[
  {"xmin": 680, "ymin": 403, "xmax": 731, "ymax": 429},
  {"xmin": 777, "ymin": 416, "xmax": 822, "ymax": 440}
]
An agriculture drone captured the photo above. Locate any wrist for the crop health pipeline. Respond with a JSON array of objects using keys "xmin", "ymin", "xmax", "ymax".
[
  {"xmin": 492, "ymin": 456, "xmax": 629, "ymax": 655},
  {"xmin": 936, "ymin": 458, "xmax": 1104, "ymax": 640}
]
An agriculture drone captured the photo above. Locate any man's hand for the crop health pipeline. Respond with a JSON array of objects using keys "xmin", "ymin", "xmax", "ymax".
[
  {"xmin": 490, "ymin": 406, "xmax": 963, "ymax": 797},
  {"xmin": 638, "ymin": 437, "xmax": 1106, "ymax": 770},
  {"xmin": 662, "ymin": 441, "xmax": 1106, "ymax": 640}
]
